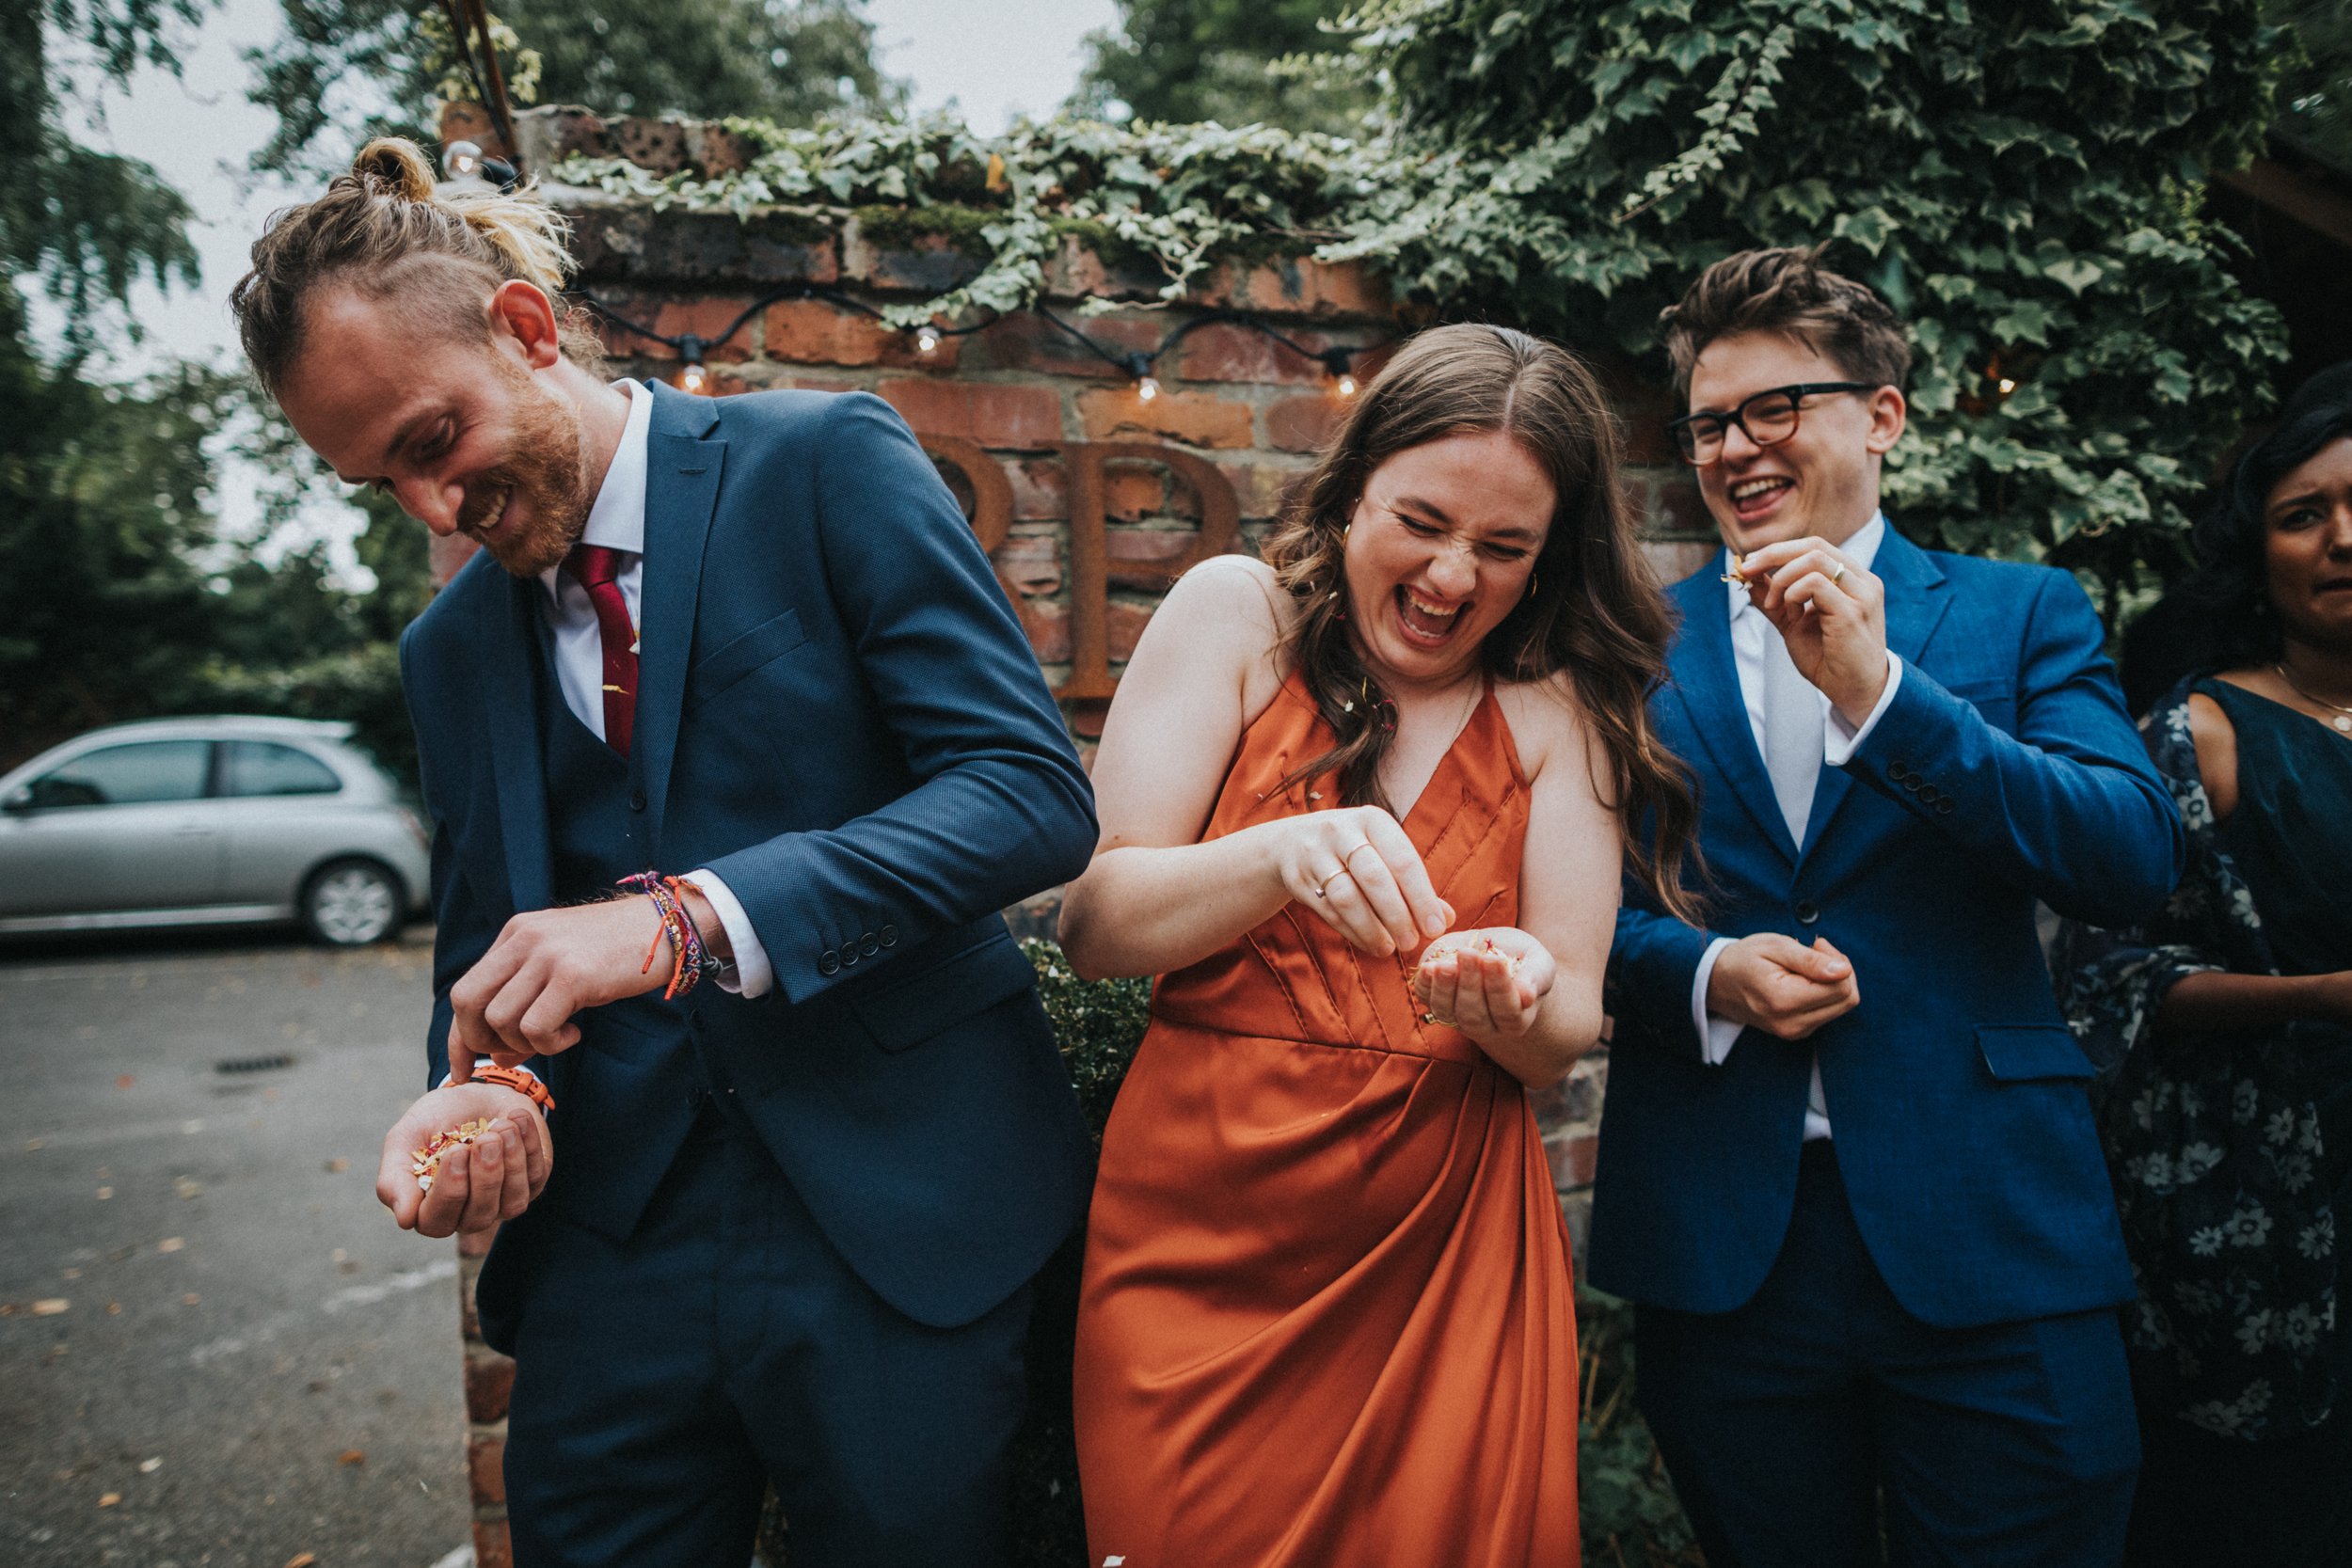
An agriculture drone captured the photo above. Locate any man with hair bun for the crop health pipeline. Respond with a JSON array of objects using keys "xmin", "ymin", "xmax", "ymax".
[
  {"xmin": 233, "ymin": 138, "xmax": 1098, "ymax": 1567},
  {"xmin": 1595, "ymin": 245, "xmax": 2185, "ymax": 1564}
]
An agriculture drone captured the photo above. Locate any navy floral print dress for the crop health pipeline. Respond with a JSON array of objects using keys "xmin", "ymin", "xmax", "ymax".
[{"xmin": 2057, "ymin": 676, "xmax": 2351, "ymax": 1441}]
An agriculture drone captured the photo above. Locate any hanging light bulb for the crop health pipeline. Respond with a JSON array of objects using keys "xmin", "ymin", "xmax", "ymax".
[
  {"xmin": 1336, "ymin": 372, "xmax": 1359, "ymax": 398},
  {"xmin": 914, "ymin": 325, "xmax": 943, "ymax": 356},
  {"xmin": 675, "ymin": 335, "xmax": 711, "ymax": 395},
  {"xmin": 1136, "ymin": 374, "xmax": 1161, "ymax": 403},
  {"xmin": 441, "ymin": 140, "xmax": 485, "ymax": 182},
  {"xmin": 1996, "ymin": 377, "xmax": 2018, "ymax": 396}
]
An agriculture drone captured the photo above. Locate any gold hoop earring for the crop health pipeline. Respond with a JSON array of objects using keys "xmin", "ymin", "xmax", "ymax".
[{"xmin": 1526, "ymin": 570, "xmax": 1538, "ymax": 600}]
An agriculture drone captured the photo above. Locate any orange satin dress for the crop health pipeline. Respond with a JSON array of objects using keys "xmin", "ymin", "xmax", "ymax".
[{"xmin": 1073, "ymin": 673, "xmax": 1581, "ymax": 1568}]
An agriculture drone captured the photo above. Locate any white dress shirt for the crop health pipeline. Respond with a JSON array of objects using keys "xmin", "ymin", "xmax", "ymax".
[
  {"xmin": 532, "ymin": 380, "xmax": 774, "ymax": 999},
  {"xmin": 1688, "ymin": 514, "xmax": 1902, "ymax": 1141}
]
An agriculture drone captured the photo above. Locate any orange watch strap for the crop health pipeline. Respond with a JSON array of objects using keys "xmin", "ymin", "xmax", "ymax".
[{"xmin": 472, "ymin": 1063, "xmax": 555, "ymax": 1115}]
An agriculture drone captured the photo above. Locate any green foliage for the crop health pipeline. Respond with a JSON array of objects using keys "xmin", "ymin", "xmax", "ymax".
[
  {"xmin": 1339, "ymin": 0, "xmax": 2293, "ymax": 607},
  {"xmin": 554, "ymin": 115, "xmax": 1398, "ymax": 329},
  {"xmin": 1022, "ymin": 937, "xmax": 1152, "ymax": 1142},
  {"xmin": 245, "ymin": 0, "xmax": 905, "ymax": 176},
  {"xmin": 1577, "ymin": 1287, "xmax": 1704, "ymax": 1565},
  {"xmin": 5, "ymin": 0, "xmax": 205, "ymax": 350},
  {"xmin": 1069, "ymin": 0, "xmax": 1376, "ymax": 136},
  {"xmin": 2268, "ymin": 0, "xmax": 2352, "ymax": 166}
]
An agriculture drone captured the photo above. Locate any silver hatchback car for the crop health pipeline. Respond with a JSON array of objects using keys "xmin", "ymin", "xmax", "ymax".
[{"xmin": 0, "ymin": 716, "xmax": 430, "ymax": 945}]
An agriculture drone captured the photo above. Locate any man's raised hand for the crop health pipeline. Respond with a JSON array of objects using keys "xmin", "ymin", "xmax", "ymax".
[
  {"xmin": 375, "ymin": 1083, "xmax": 553, "ymax": 1238},
  {"xmin": 447, "ymin": 896, "xmax": 675, "ymax": 1076},
  {"xmin": 1736, "ymin": 536, "xmax": 1890, "ymax": 727}
]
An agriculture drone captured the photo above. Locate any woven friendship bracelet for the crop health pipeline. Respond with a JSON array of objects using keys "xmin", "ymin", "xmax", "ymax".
[{"xmin": 617, "ymin": 871, "xmax": 712, "ymax": 1001}]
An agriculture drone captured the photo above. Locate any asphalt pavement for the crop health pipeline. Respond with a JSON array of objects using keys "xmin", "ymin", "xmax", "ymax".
[{"xmin": 0, "ymin": 926, "xmax": 471, "ymax": 1568}]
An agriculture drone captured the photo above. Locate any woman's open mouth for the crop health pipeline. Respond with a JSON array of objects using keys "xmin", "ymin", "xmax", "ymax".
[{"xmin": 1394, "ymin": 588, "xmax": 1466, "ymax": 646}]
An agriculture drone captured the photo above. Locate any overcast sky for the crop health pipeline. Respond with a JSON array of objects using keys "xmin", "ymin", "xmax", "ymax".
[{"xmin": 72, "ymin": 0, "xmax": 1120, "ymax": 372}]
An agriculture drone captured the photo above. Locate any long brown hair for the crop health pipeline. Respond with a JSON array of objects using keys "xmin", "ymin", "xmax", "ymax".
[
  {"xmin": 230, "ymin": 137, "xmax": 603, "ymax": 394},
  {"xmin": 1262, "ymin": 323, "xmax": 1704, "ymax": 923}
]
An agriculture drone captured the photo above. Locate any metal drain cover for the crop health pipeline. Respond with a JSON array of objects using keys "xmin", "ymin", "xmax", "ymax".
[{"xmin": 214, "ymin": 1053, "xmax": 295, "ymax": 1074}]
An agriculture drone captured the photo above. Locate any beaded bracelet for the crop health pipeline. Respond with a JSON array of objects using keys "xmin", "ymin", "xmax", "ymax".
[{"xmin": 616, "ymin": 871, "xmax": 717, "ymax": 1001}]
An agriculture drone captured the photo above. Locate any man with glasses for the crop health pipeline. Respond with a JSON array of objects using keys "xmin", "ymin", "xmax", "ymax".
[{"xmin": 1593, "ymin": 246, "xmax": 2183, "ymax": 1565}]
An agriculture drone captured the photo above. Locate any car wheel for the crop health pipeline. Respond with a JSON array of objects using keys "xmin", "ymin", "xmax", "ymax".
[{"xmin": 302, "ymin": 859, "xmax": 404, "ymax": 946}]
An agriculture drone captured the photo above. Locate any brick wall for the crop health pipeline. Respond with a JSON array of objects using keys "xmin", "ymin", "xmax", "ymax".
[{"xmin": 444, "ymin": 104, "xmax": 1722, "ymax": 1560}]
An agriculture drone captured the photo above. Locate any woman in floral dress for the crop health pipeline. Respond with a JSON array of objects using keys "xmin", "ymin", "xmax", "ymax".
[{"xmin": 2058, "ymin": 363, "xmax": 2352, "ymax": 1567}]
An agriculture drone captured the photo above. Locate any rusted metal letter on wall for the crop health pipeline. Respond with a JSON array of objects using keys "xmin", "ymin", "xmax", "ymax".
[{"xmin": 918, "ymin": 436, "xmax": 1243, "ymax": 701}]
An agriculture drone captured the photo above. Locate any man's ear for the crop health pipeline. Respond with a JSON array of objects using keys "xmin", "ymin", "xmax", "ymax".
[
  {"xmin": 487, "ymin": 279, "xmax": 564, "ymax": 371},
  {"xmin": 1865, "ymin": 385, "xmax": 1907, "ymax": 454}
]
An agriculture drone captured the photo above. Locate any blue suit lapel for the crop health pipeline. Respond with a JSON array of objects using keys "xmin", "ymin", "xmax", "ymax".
[
  {"xmin": 1667, "ymin": 564, "xmax": 1802, "ymax": 866},
  {"xmin": 485, "ymin": 571, "xmax": 554, "ymax": 909},
  {"xmin": 1798, "ymin": 525, "xmax": 1951, "ymax": 859},
  {"xmin": 633, "ymin": 383, "xmax": 726, "ymax": 862}
]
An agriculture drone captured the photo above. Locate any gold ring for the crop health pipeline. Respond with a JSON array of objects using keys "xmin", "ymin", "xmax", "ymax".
[
  {"xmin": 1828, "ymin": 562, "xmax": 1848, "ymax": 586},
  {"xmin": 1343, "ymin": 842, "xmax": 1381, "ymax": 868},
  {"xmin": 1314, "ymin": 867, "xmax": 1350, "ymax": 898}
]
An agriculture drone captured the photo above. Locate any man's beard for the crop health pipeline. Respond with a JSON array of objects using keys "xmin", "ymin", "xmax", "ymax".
[{"xmin": 465, "ymin": 373, "xmax": 593, "ymax": 578}]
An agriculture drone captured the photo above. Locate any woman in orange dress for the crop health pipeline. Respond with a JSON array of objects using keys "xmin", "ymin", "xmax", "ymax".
[{"xmin": 1060, "ymin": 325, "xmax": 1703, "ymax": 1567}]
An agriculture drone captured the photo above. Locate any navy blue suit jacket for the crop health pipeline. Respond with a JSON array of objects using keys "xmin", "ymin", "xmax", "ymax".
[
  {"xmin": 399, "ymin": 383, "xmax": 1098, "ymax": 1330},
  {"xmin": 1592, "ymin": 527, "xmax": 2183, "ymax": 1329}
]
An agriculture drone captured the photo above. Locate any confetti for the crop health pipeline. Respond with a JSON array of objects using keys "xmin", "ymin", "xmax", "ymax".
[
  {"xmin": 31, "ymin": 1299, "xmax": 69, "ymax": 1316},
  {"xmin": 94, "ymin": 1187, "xmax": 113, "ymax": 1200},
  {"xmin": 137, "ymin": 1458, "xmax": 161, "ymax": 1474},
  {"xmin": 410, "ymin": 1118, "xmax": 498, "ymax": 1193},
  {"xmin": 181, "ymin": 1292, "xmax": 200, "ymax": 1306},
  {"xmin": 156, "ymin": 1237, "xmax": 184, "ymax": 1253},
  {"xmin": 114, "ymin": 1075, "xmax": 134, "ymax": 1090},
  {"xmin": 284, "ymin": 1555, "xmax": 318, "ymax": 1568},
  {"xmin": 323, "ymin": 1157, "xmax": 349, "ymax": 1174},
  {"xmin": 98, "ymin": 1493, "xmax": 119, "ymax": 1508},
  {"xmin": 174, "ymin": 1177, "xmax": 202, "ymax": 1200},
  {"xmin": 337, "ymin": 1449, "xmax": 365, "ymax": 1466},
  {"xmin": 1720, "ymin": 550, "xmax": 1751, "ymax": 587},
  {"xmin": 106, "ymin": 1302, "xmax": 120, "ymax": 1315}
]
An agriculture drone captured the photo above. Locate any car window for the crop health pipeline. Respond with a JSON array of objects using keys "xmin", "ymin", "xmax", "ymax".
[
  {"xmin": 221, "ymin": 740, "xmax": 342, "ymax": 798},
  {"xmin": 29, "ymin": 740, "xmax": 212, "ymax": 808}
]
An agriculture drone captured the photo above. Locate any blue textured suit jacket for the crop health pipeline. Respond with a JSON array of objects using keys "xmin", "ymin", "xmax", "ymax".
[
  {"xmin": 1592, "ymin": 527, "xmax": 2183, "ymax": 1329},
  {"xmin": 398, "ymin": 383, "xmax": 1098, "ymax": 1330}
]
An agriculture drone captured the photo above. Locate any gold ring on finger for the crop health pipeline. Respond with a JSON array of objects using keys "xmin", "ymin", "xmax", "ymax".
[
  {"xmin": 1343, "ymin": 841, "xmax": 1381, "ymax": 868},
  {"xmin": 1314, "ymin": 867, "xmax": 1350, "ymax": 899}
]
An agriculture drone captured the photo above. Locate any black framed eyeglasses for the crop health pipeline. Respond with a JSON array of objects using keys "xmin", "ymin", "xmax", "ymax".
[{"xmin": 1666, "ymin": 382, "xmax": 1877, "ymax": 466}]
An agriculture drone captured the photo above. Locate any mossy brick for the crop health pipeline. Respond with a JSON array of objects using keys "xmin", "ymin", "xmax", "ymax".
[
  {"xmin": 464, "ymin": 1351, "xmax": 516, "ymax": 1423},
  {"xmin": 1077, "ymin": 387, "xmax": 1253, "ymax": 450},
  {"xmin": 468, "ymin": 1433, "xmax": 507, "ymax": 1505},
  {"xmin": 471, "ymin": 1521, "xmax": 515, "ymax": 1568},
  {"xmin": 1196, "ymin": 256, "xmax": 1389, "ymax": 320},
  {"xmin": 1169, "ymin": 322, "xmax": 1347, "ymax": 387},
  {"xmin": 1265, "ymin": 393, "xmax": 1347, "ymax": 454},
  {"xmin": 589, "ymin": 293, "xmax": 758, "ymax": 361},
  {"xmin": 606, "ymin": 116, "xmax": 689, "ymax": 175},
  {"xmin": 878, "ymin": 380, "xmax": 1063, "ymax": 447},
  {"xmin": 567, "ymin": 207, "xmax": 839, "ymax": 286},
  {"xmin": 762, "ymin": 297, "xmax": 958, "ymax": 370},
  {"xmin": 976, "ymin": 311, "xmax": 1161, "ymax": 381},
  {"xmin": 1041, "ymin": 235, "xmax": 1168, "ymax": 303}
]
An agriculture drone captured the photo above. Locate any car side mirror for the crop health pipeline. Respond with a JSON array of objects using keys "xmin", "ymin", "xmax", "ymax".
[{"xmin": 1, "ymin": 786, "xmax": 34, "ymax": 814}]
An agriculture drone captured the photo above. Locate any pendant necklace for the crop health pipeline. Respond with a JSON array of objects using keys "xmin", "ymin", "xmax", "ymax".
[{"xmin": 2273, "ymin": 662, "xmax": 2352, "ymax": 734}]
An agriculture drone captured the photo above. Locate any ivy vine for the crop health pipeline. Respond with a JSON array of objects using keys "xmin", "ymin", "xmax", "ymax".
[{"xmin": 548, "ymin": 0, "xmax": 2296, "ymax": 612}]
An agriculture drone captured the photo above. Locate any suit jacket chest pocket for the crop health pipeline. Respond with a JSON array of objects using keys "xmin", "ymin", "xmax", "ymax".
[{"xmin": 686, "ymin": 610, "xmax": 806, "ymax": 714}]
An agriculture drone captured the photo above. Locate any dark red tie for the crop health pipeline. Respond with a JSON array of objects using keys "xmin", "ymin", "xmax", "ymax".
[{"xmin": 563, "ymin": 545, "xmax": 637, "ymax": 757}]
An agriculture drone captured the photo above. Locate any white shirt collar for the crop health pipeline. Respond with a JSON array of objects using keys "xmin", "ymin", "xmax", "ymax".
[
  {"xmin": 1725, "ymin": 511, "xmax": 1887, "ymax": 621},
  {"xmin": 538, "ymin": 378, "xmax": 653, "ymax": 598}
]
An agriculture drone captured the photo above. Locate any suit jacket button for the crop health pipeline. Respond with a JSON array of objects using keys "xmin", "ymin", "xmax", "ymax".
[
  {"xmin": 628, "ymin": 790, "xmax": 647, "ymax": 812},
  {"xmin": 818, "ymin": 950, "xmax": 841, "ymax": 976},
  {"xmin": 1935, "ymin": 799, "xmax": 1956, "ymax": 815},
  {"xmin": 880, "ymin": 925, "xmax": 898, "ymax": 947},
  {"xmin": 1794, "ymin": 900, "xmax": 1820, "ymax": 925},
  {"xmin": 1918, "ymin": 784, "xmax": 1942, "ymax": 803},
  {"xmin": 1903, "ymin": 776, "xmax": 1923, "ymax": 792},
  {"xmin": 1888, "ymin": 761, "xmax": 1909, "ymax": 782},
  {"xmin": 859, "ymin": 931, "xmax": 880, "ymax": 957},
  {"xmin": 841, "ymin": 946, "xmax": 861, "ymax": 967}
]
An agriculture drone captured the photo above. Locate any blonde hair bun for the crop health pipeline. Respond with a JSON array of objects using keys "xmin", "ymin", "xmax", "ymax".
[{"xmin": 352, "ymin": 137, "xmax": 440, "ymax": 204}]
